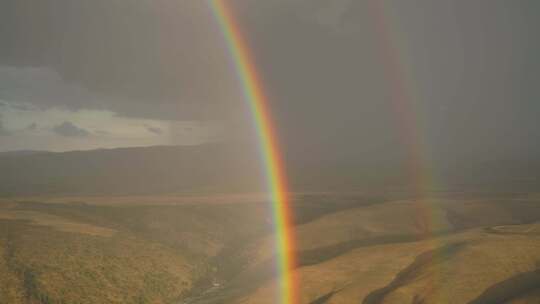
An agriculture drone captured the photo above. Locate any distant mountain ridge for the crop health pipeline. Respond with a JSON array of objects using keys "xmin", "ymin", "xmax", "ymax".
[
  {"xmin": 0, "ymin": 150, "xmax": 46, "ymax": 157},
  {"xmin": 0, "ymin": 144, "xmax": 264, "ymax": 196},
  {"xmin": 0, "ymin": 144, "xmax": 539, "ymax": 196}
]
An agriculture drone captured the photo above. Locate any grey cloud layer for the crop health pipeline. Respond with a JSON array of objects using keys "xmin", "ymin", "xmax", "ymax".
[
  {"xmin": 0, "ymin": 0, "xmax": 539, "ymax": 161},
  {"xmin": 0, "ymin": 66, "xmax": 98, "ymax": 111},
  {"xmin": 0, "ymin": 0, "xmax": 242, "ymax": 120},
  {"xmin": 52, "ymin": 121, "xmax": 90, "ymax": 137}
]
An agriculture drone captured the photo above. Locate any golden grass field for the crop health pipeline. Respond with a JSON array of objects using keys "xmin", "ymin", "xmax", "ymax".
[{"xmin": 0, "ymin": 193, "xmax": 538, "ymax": 304}]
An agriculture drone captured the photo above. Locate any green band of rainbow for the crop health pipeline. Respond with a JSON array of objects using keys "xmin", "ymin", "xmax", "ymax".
[
  {"xmin": 208, "ymin": 1, "xmax": 297, "ymax": 303},
  {"xmin": 370, "ymin": 2, "xmax": 449, "ymax": 298}
]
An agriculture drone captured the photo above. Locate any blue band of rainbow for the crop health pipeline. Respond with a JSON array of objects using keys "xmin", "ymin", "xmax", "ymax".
[{"xmin": 208, "ymin": 1, "xmax": 298, "ymax": 303}]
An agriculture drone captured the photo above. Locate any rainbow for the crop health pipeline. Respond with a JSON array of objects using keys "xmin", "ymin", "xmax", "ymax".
[
  {"xmin": 208, "ymin": 1, "xmax": 446, "ymax": 302},
  {"xmin": 368, "ymin": 0, "xmax": 445, "ymax": 231},
  {"xmin": 208, "ymin": 1, "xmax": 298, "ymax": 304},
  {"xmin": 370, "ymin": 2, "xmax": 449, "ymax": 301}
]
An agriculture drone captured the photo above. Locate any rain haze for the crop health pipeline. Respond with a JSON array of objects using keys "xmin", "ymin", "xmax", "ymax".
[
  {"xmin": 1, "ymin": 1, "xmax": 538, "ymax": 158},
  {"xmin": 0, "ymin": 1, "xmax": 539, "ymax": 304}
]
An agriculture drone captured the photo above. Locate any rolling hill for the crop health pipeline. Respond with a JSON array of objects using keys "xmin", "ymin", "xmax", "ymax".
[
  {"xmin": 1, "ymin": 145, "xmax": 540, "ymax": 197},
  {"xmin": 1, "ymin": 146, "xmax": 539, "ymax": 303}
]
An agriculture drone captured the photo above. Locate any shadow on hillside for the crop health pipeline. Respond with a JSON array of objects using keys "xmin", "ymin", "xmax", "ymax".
[
  {"xmin": 362, "ymin": 242, "xmax": 467, "ymax": 304},
  {"xmin": 467, "ymin": 269, "xmax": 540, "ymax": 304}
]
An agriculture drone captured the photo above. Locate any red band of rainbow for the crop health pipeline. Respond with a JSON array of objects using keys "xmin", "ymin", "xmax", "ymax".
[{"xmin": 208, "ymin": 1, "xmax": 298, "ymax": 303}]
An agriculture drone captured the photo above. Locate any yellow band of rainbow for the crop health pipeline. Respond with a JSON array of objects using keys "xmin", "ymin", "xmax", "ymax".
[{"xmin": 208, "ymin": 1, "xmax": 298, "ymax": 303}]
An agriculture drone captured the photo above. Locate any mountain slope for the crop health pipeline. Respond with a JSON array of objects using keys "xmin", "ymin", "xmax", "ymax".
[{"xmin": 0, "ymin": 144, "xmax": 263, "ymax": 196}]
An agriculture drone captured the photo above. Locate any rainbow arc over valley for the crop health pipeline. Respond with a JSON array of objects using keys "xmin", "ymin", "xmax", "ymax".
[
  {"xmin": 207, "ymin": 1, "xmax": 446, "ymax": 303},
  {"xmin": 208, "ymin": 1, "xmax": 298, "ymax": 304}
]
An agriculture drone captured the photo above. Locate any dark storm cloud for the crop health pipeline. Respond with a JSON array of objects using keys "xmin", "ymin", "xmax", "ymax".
[
  {"xmin": 227, "ymin": 0, "xmax": 540, "ymax": 163},
  {"xmin": 0, "ymin": 0, "xmax": 242, "ymax": 120},
  {"xmin": 233, "ymin": 0, "xmax": 396, "ymax": 162},
  {"xmin": 52, "ymin": 121, "xmax": 90, "ymax": 137},
  {"xmin": 378, "ymin": 1, "xmax": 540, "ymax": 158},
  {"xmin": 0, "ymin": 66, "xmax": 99, "ymax": 111},
  {"xmin": 1, "ymin": 0, "xmax": 539, "ymax": 161}
]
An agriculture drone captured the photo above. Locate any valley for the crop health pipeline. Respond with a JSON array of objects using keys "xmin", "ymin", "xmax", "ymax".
[{"xmin": 0, "ymin": 192, "xmax": 538, "ymax": 303}]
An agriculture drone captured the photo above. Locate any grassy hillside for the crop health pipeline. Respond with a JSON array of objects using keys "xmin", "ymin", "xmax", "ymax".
[
  {"xmin": 0, "ymin": 193, "xmax": 538, "ymax": 304},
  {"xmin": 182, "ymin": 195, "xmax": 540, "ymax": 304},
  {"xmin": 0, "ymin": 221, "xmax": 196, "ymax": 304},
  {"xmin": 0, "ymin": 198, "xmax": 273, "ymax": 304}
]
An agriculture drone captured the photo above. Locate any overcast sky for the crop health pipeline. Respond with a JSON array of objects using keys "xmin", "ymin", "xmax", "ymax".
[{"xmin": 0, "ymin": 0, "xmax": 538, "ymax": 166}]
